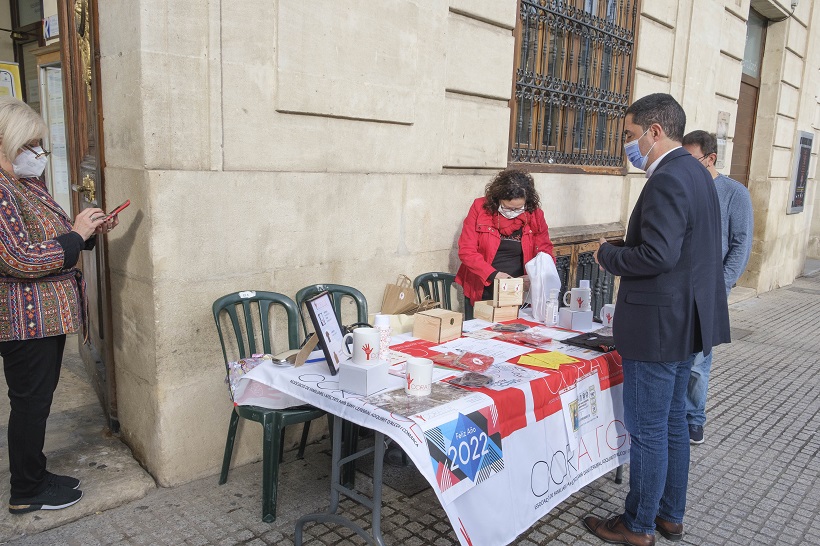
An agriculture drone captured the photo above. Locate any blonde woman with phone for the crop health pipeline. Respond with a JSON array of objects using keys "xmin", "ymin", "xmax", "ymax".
[{"xmin": 0, "ymin": 97, "xmax": 119, "ymax": 514}]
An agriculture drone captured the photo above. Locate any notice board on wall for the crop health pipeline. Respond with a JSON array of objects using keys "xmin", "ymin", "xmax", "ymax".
[
  {"xmin": 0, "ymin": 62, "xmax": 22, "ymax": 98},
  {"xmin": 787, "ymin": 131, "xmax": 814, "ymax": 214}
]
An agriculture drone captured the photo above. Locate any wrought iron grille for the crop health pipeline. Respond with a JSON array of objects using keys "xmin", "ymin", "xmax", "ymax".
[
  {"xmin": 555, "ymin": 253, "xmax": 572, "ymax": 300},
  {"xmin": 511, "ymin": 0, "xmax": 638, "ymax": 167},
  {"xmin": 555, "ymin": 242, "xmax": 617, "ymax": 321}
]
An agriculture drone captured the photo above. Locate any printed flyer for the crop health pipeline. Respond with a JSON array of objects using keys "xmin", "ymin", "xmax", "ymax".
[{"xmin": 559, "ymin": 370, "xmax": 601, "ymax": 444}]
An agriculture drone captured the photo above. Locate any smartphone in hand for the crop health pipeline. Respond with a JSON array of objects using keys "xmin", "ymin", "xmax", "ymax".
[{"xmin": 103, "ymin": 199, "xmax": 130, "ymax": 220}]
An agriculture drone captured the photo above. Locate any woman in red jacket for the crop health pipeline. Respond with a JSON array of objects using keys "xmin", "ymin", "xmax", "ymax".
[{"xmin": 455, "ymin": 169, "xmax": 554, "ymax": 309}]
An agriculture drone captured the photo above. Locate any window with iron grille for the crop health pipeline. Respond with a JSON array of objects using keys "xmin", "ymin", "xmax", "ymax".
[{"xmin": 510, "ymin": 0, "xmax": 639, "ymax": 172}]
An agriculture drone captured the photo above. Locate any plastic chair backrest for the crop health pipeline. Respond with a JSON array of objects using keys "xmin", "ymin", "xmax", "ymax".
[
  {"xmin": 212, "ymin": 291, "xmax": 300, "ymax": 368},
  {"xmin": 413, "ymin": 272, "xmax": 456, "ymax": 311},
  {"xmin": 295, "ymin": 284, "xmax": 368, "ymax": 337}
]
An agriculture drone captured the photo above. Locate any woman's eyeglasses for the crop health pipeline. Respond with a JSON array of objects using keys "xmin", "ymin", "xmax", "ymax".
[
  {"xmin": 500, "ymin": 205, "xmax": 525, "ymax": 214},
  {"xmin": 24, "ymin": 145, "xmax": 51, "ymax": 159}
]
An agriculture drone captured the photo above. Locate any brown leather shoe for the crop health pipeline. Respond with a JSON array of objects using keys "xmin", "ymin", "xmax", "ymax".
[
  {"xmin": 582, "ymin": 514, "xmax": 656, "ymax": 546},
  {"xmin": 654, "ymin": 516, "xmax": 684, "ymax": 541}
]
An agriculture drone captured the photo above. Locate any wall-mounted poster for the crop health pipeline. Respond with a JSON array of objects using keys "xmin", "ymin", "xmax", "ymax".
[
  {"xmin": 716, "ymin": 111, "xmax": 730, "ymax": 170},
  {"xmin": 787, "ymin": 131, "xmax": 814, "ymax": 214},
  {"xmin": 0, "ymin": 62, "xmax": 23, "ymax": 98}
]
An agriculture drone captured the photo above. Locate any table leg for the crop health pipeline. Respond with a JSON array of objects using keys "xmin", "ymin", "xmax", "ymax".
[
  {"xmin": 294, "ymin": 416, "xmax": 387, "ymax": 546},
  {"xmin": 614, "ymin": 464, "xmax": 623, "ymax": 484}
]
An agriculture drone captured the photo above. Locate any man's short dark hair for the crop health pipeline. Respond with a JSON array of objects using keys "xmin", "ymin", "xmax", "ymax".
[
  {"xmin": 626, "ymin": 93, "xmax": 686, "ymax": 142},
  {"xmin": 682, "ymin": 130, "xmax": 717, "ymax": 156}
]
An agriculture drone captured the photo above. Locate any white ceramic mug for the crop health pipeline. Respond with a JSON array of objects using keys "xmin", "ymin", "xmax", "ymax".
[
  {"xmin": 405, "ymin": 357, "xmax": 433, "ymax": 396},
  {"xmin": 563, "ymin": 287, "xmax": 591, "ymax": 312},
  {"xmin": 600, "ymin": 304, "xmax": 615, "ymax": 327},
  {"xmin": 342, "ymin": 327, "xmax": 381, "ymax": 365}
]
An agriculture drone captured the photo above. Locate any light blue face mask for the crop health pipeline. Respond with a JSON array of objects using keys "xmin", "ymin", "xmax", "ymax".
[{"xmin": 624, "ymin": 128, "xmax": 656, "ymax": 171}]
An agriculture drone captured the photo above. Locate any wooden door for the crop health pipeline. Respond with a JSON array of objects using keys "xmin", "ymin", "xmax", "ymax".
[
  {"xmin": 730, "ymin": 9, "xmax": 767, "ymax": 188},
  {"xmin": 730, "ymin": 77, "xmax": 759, "ymax": 187},
  {"xmin": 57, "ymin": 0, "xmax": 117, "ymax": 430}
]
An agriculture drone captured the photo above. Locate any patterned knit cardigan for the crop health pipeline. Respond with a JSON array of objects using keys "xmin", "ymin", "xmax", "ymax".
[{"xmin": 0, "ymin": 171, "xmax": 85, "ymax": 341}]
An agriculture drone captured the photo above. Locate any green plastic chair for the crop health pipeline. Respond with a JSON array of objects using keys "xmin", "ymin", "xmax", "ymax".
[
  {"xmin": 413, "ymin": 271, "xmax": 476, "ymax": 319},
  {"xmin": 413, "ymin": 272, "xmax": 457, "ymax": 310},
  {"xmin": 295, "ymin": 284, "xmax": 369, "ymax": 338},
  {"xmin": 213, "ymin": 290, "xmax": 326, "ymax": 523}
]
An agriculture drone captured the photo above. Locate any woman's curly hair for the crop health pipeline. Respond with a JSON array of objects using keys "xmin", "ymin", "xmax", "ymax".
[{"xmin": 482, "ymin": 168, "xmax": 541, "ymax": 215}]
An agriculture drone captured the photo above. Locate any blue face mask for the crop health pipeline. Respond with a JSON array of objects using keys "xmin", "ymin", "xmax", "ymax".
[{"xmin": 624, "ymin": 128, "xmax": 656, "ymax": 171}]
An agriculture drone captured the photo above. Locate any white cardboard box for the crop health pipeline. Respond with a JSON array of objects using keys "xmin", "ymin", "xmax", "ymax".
[
  {"xmin": 558, "ymin": 308, "xmax": 593, "ymax": 331},
  {"xmin": 338, "ymin": 359, "xmax": 390, "ymax": 396}
]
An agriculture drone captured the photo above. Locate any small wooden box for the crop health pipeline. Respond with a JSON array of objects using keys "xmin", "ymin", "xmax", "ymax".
[
  {"xmin": 493, "ymin": 277, "xmax": 524, "ymax": 307},
  {"xmin": 473, "ymin": 301, "xmax": 520, "ymax": 323},
  {"xmin": 412, "ymin": 308, "xmax": 463, "ymax": 343}
]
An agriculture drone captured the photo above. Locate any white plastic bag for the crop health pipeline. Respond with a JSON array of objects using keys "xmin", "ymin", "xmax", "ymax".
[{"xmin": 524, "ymin": 252, "xmax": 562, "ymax": 322}]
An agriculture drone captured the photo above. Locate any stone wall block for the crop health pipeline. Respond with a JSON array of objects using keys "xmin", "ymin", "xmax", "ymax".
[
  {"xmin": 115, "ymin": 367, "xmax": 161, "ymax": 471},
  {"xmin": 103, "ymin": 167, "xmax": 156, "ymax": 392},
  {"xmin": 99, "ymin": 53, "xmax": 145, "ymax": 170},
  {"xmin": 448, "ymin": 0, "xmax": 517, "ymax": 29},
  {"xmin": 725, "ymin": 0, "xmax": 750, "ymax": 21},
  {"xmin": 150, "ymin": 172, "xmax": 404, "ymax": 280},
  {"xmin": 632, "ymin": 72, "xmax": 672, "ymax": 101},
  {"xmin": 97, "ymin": 0, "xmax": 140, "ymax": 57},
  {"xmin": 271, "ymin": 250, "xmax": 460, "ymax": 316},
  {"xmin": 151, "ymin": 381, "xmax": 234, "ymax": 486},
  {"xmin": 133, "ymin": 0, "xmax": 212, "ymax": 170},
  {"xmin": 140, "ymin": 0, "xmax": 209, "ymax": 55},
  {"xmin": 778, "ymin": 83, "xmax": 800, "ymax": 118},
  {"xmin": 786, "ymin": 17, "xmax": 808, "ymax": 57},
  {"xmin": 104, "ymin": 168, "xmax": 152, "ymax": 281},
  {"xmin": 715, "ymin": 54, "xmax": 742, "ymax": 100},
  {"xmin": 641, "ymin": 0, "xmax": 678, "ymax": 24},
  {"xmin": 153, "ymin": 274, "xmax": 278, "ymax": 387},
  {"xmin": 636, "ymin": 18, "xmax": 675, "ymax": 77},
  {"xmin": 110, "ymin": 274, "xmax": 157, "ymax": 385},
  {"xmin": 720, "ymin": 8, "xmax": 748, "ymax": 60},
  {"xmin": 276, "ymin": 0, "xmax": 419, "ymax": 124},
  {"xmin": 774, "ymin": 115, "xmax": 797, "ymax": 148},
  {"xmin": 403, "ymin": 175, "xmax": 483, "ymax": 253},
  {"xmin": 221, "ymin": 1, "xmax": 447, "ymax": 174},
  {"xmin": 445, "ymin": 14, "xmax": 515, "ymax": 99},
  {"xmin": 770, "ymin": 148, "xmax": 793, "ymax": 178},
  {"xmin": 140, "ymin": 51, "xmax": 211, "ymax": 171},
  {"xmin": 444, "ymin": 97, "xmax": 510, "ymax": 168},
  {"xmin": 532, "ymin": 174, "xmax": 624, "ymax": 228},
  {"xmin": 782, "ymin": 50, "xmax": 804, "ymax": 88}
]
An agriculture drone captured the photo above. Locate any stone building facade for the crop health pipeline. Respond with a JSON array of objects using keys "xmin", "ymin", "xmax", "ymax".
[{"xmin": 89, "ymin": 0, "xmax": 818, "ymax": 485}]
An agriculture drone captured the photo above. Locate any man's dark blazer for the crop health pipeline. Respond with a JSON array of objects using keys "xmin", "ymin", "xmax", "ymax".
[{"xmin": 598, "ymin": 147, "xmax": 731, "ymax": 362}]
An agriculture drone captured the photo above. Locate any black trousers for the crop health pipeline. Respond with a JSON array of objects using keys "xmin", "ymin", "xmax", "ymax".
[{"xmin": 1, "ymin": 335, "xmax": 66, "ymax": 498}]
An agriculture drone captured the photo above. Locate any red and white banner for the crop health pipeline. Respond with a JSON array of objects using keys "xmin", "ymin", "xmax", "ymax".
[{"xmin": 240, "ymin": 344, "xmax": 627, "ymax": 546}]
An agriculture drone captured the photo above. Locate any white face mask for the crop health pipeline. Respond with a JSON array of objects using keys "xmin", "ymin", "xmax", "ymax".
[
  {"xmin": 12, "ymin": 146, "xmax": 49, "ymax": 178},
  {"xmin": 498, "ymin": 205, "xmax": 525, "ymax": 219}
]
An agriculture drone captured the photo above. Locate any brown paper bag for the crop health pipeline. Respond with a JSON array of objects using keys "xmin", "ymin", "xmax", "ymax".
[
  {"xmin": 403, "ymin": 295, "xmax": 441, "ymax": 315},
  {"xmin": 381, "ymin": 275, "xmax": 418, "ymax": 314}
]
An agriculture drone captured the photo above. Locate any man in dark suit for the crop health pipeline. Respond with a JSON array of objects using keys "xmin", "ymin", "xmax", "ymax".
[{"xmin": 583, "ymin": 93, "xmax": 731, "ymax": 546}]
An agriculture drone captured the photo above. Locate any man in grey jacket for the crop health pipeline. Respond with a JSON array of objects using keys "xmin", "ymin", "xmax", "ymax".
[{"xmin": 682, "ymin": 130, "xmax": 754, "ymax": 445}]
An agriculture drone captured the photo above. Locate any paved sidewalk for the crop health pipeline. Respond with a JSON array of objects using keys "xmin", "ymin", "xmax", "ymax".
[{"xmin": 6, "ymin": 274, "xmax": 820, "ymax": 545}]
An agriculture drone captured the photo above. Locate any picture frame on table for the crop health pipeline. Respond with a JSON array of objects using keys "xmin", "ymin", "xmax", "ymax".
[{"xmin": 304, "ymin": 291, "xmax": 348, "ymax": 375}]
